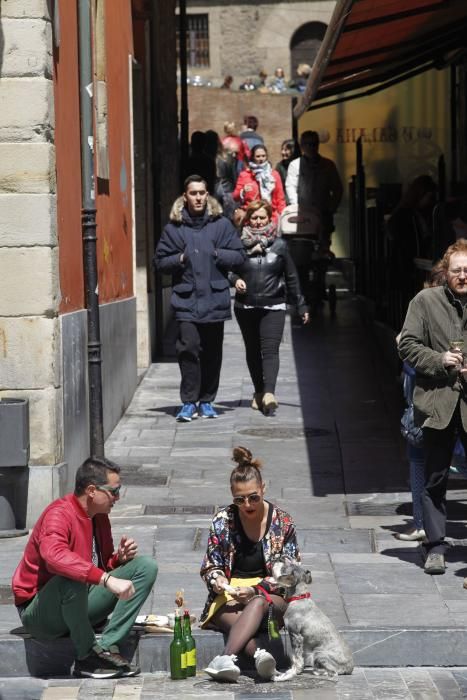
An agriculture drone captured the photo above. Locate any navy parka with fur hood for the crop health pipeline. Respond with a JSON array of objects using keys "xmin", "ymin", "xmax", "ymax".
[{"xmin": 155, "ymin": 196, "xmax": 245, "ymax": 323}]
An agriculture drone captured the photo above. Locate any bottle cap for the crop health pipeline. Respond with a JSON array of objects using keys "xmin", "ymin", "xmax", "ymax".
[{"xmin": 184, "ymin": 609, "xmax": 189, "ymax": 615}]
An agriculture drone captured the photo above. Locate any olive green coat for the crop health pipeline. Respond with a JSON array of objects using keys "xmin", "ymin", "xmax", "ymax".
[{"xmin": 398, "ymin": 285, "xmax": 467, "ymax": 430}]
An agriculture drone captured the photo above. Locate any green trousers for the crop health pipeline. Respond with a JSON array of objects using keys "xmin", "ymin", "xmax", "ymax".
[{"xmin": 20, "ymin": 555, "xmax": 158, "ymax": 659}]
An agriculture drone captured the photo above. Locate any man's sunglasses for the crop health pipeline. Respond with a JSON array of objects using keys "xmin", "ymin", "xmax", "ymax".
[
  {"xmin": 232, "ymin": 492, "xmax": 261, "ymax": 506},
  {"xmin": 96, "ymin": 484, "xmax": 122, "ymax": 497}
]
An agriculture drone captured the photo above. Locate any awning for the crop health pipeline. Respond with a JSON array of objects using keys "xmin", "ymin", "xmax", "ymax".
[{"xmin": 294, "ymin": 0, "xmax": 467, "ymax": 117}]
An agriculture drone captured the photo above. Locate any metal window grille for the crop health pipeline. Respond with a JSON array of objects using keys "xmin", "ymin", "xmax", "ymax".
[{"xmin": 177, "ymin": 14, "xmax": 210, "ymax": 68}]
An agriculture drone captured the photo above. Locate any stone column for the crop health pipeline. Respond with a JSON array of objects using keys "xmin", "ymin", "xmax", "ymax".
[{"xmin": 0, "ymin": 1, "xmax": 65, "ymax": 524}]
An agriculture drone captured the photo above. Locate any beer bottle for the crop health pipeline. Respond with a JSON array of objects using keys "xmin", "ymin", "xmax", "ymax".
[
  {"xmin": 182, "ymin": 609, "xmax": 196, "ymax": 677},
  {"xmin": 170, "ymin": 612, "xmax": 187, "ymax": 680}
]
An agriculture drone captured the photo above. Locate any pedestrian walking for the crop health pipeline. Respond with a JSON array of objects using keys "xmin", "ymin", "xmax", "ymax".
[
  {"xmin": 397, "ymin": 359, "xmax": 426, "ymax": 541},
  {"xmin": 275, "ymin": 138, "xmax": 299, "ymax": 201},
  {"xmin": 238, "ymin": 115, "xmax": 264, "ymax": 153},
  {"xmin": 154, "ymin": 175, "xmax": 245, "ymax": 422},
  {"xmin": 233, "ymin": 144, "xmax": 286, "ymax": 225},
  {"xmin": 200, "ymin": 446, "xmax": 301, "ymax": 682},
  {"xmin": 286, "ymin": 130, "xmax": 343, "ymax": 246},
  {"xmin": 285, "ymin": 130, "xmax": 343, "ymax": 303},
  {"xmin": 11, "ymin": 457, "xmax": 158, "ymax": 679},
  {"xmin": 231, "ymin": 200, "xmax": 309, "ymax": 414},
  {"xmin": 399, "ymin": 239, "xmax": 467, "ymax": 576}
]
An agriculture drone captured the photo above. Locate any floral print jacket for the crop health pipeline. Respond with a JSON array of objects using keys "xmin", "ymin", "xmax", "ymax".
[{"xmin": 199, "ymin": 502, "xmax": 300, "ymax": 624}]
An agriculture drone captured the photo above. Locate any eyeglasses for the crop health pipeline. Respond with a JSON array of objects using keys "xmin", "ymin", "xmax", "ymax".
[
  {"xmin": 96, "ymin": 484, "xmax": 121, "ymax": 497},
  {"xmin": 232, "ymin": 492, "xmax": 261, "ymax": 506},
  {"xmin": 449, "ymin": 268, "xmax": 467, "ymax": 277}
]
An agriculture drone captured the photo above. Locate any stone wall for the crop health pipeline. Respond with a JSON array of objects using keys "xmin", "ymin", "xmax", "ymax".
[
  {"xmin": 0, "ymin": 2, "xmax": 62, "ymax": 474},
  {"xmin": 184, "ymin": 0, "xmax": 335, "ymax": 86}
]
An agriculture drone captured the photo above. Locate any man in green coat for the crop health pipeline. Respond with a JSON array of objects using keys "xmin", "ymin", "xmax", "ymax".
[{"xmin": 399, "ymin": 239, "xmax": 467, "ymax": 576}]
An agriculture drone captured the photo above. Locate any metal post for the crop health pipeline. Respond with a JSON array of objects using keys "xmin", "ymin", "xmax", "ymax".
[
  {"xmin": 450, "ymin": 64, "xmax": 458, "ymax": 192},
  {"xmin": 78, "ymin": 0, "xmax": 104, "ymax": 457},
  {"xmin": 291, "ymin": 96, "xmax": 298, "ymax": 143},
  {"xmin": 179, "ymin": 0, "xmax": 189, "ymax": 183}
]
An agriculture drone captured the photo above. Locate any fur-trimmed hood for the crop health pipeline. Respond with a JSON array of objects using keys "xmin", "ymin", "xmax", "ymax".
[{"xmin": 169, "ymin": 195, "xmax": 223, "ymax": 224}]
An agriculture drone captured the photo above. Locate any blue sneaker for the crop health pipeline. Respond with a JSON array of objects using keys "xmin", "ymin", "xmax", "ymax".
[
  {"xmin": 176, "ymin": 403, "xmax": 198, "ymax": 422},
  {"xmin": 198, "ymin": 402, "xmax": 218, "ymax": 418}
]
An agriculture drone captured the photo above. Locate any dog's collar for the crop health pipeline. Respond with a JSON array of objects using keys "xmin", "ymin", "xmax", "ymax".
[{"xmin": 286, "ymin": 592, "xmax": 311, "ymax": 603}]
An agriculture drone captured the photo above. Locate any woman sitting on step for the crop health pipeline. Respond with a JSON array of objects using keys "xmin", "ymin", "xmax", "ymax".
[{"xmin": 200, "ymin": 446, "xmax": 300, "ymax": 682}]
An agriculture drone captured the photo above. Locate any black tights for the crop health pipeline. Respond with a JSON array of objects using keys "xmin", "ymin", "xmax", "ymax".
[{"xmin": 210, "ymin": 595, "xmax": 287, "ymax": 657}]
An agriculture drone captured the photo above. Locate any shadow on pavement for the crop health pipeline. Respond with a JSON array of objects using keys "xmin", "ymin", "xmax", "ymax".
[{"xmin": 291, "ymin": 297, "xmax": 408, "ymax": 497}]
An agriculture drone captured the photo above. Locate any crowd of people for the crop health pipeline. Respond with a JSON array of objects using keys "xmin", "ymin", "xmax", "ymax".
[
  {"xmin": 156, "ymin": 119, "xmax": 343, "ymax": 421},
  {"xmin": 219, "ymin": 65, "xmax": 311, "ymax": 94}
]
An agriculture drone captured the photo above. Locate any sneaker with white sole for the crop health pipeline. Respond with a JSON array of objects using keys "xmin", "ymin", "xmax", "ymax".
[
  {"xmin": 176, "ymin": 402, "xmax": 198, "ymax": 422},
  {"xmin": 395, "ymin": 527, "xmax": 426, "ymax": 542},
  {"xmin": 73, "ymin": 647, "xmax": 123, "ymax": 679},
  {"xmin": 198, "ymin": 402, "xmax": 218, "ymax": 418},
  {"xmin": 424, "ymin": 552, "xmax": 445, "ymax": 575},
  {"xmin": 254, "ymin": 648, "xmax": 277, "ymax": 680},
  {"xmin": 204, "ymin": 654, "xmax": 240, "ymax": 682}
]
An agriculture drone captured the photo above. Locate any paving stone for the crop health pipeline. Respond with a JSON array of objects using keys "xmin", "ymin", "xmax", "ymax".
[
  {"xmin": 343, "ymin": 594, "xmax": 449, "ymax": 626},
  {"xmin": 363, "ymin": 668, "xmax": 409, "ymax": 698}
]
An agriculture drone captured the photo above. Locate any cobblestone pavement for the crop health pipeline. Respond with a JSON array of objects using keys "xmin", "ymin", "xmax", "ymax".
[{"xmin": 3, "ymin": 667, "xmax": 467, "ymax": 699}]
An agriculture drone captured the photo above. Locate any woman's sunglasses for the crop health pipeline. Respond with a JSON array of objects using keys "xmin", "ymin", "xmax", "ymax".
[{"xmin": 232, "ymin": 492, "xmax": 261, "ymax": 506}]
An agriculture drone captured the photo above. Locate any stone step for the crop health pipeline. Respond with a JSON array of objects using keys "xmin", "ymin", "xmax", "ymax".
[{"xmin": 2, "ymin": 625, "xmax": 467, "ymax": 678}]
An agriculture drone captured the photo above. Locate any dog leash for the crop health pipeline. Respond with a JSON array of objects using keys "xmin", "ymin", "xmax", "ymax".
[
  {"xmin": 255, "ymin": 584, "xmax": 281, "ymax": 640},
  {"xmin": 286, "ymin": 593, "xmax": 311, "ymax": 603}
]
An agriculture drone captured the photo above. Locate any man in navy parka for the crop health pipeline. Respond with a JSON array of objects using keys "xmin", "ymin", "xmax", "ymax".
[{"xmin": 155, "ymin": 174, "xmax": 246, "ymax": 421}]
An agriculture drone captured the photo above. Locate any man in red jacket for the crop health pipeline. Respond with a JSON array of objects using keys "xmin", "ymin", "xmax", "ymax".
[{"xmin": 12, "ymin": 457, "xmax": 157, "ymax": 679}]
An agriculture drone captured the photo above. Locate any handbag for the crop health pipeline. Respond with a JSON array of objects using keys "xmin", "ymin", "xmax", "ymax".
[{"xmin": 400, "ymin": 404, "xmax": 423, "ymax": 447}]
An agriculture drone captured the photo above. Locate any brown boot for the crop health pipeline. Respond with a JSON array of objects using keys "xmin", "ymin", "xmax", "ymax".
[
  {"xmin": 251, "ymin": 393, "xmax": 263, "ymax": 410},
  {"xmin": 262, "ymin": 393, "xmax": 278, "ymax": 413}
]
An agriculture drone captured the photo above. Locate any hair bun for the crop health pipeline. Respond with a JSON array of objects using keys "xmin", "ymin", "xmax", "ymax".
[{"xmin": 232, "ymin": 446, "xmax": 262, "ymax": 470}]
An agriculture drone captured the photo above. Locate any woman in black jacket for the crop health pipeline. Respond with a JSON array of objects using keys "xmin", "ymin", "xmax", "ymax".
[{"xmin": 232, "ymin": 200, "xmax": 309, "ymax": 414}]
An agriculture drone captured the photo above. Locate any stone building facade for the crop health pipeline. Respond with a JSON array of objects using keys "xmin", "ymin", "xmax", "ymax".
[
  {"xmin": 183, "ymin": 0, "xmax": 336, "ymax": 87},
  {"xmin": 0, "ymin": 0, "xmax": 178, "ymax": 524}
]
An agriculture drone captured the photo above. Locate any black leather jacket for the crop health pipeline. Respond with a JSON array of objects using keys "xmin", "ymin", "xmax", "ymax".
[{"xmin": 231, "ymin": 238, "xmax": 308, "ymax": 314}]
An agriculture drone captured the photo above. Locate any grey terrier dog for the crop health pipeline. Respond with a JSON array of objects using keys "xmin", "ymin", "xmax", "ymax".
[{"xmin": 272, "ymin": 557, "xmax": 354, "ymax": 681}]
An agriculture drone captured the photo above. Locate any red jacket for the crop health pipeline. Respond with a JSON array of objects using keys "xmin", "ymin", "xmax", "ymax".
[
  {"xmin": 233, "ymin": 168, "xmax": 286, "ymax": 222},
  {"xmin": 12, "ymin": 494, "xmax": 120, "ymax": 605}
]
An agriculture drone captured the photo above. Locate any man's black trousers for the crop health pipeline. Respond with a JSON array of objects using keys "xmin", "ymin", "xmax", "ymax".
[
  {"xmin": 176, "ymin": 321, "xmax": 224, "ymax": 403},
  {"xmin": 423, "ymin": 404, "xmax": 467, "ymax": 554}
]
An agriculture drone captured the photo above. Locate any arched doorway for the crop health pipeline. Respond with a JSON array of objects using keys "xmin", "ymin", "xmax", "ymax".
[{"xmin": 290, "ymin": 22, "xmax": 327, "ymax": 79}]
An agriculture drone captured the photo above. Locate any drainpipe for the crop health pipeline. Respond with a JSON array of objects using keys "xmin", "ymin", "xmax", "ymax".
[
  {"xmin": 77, "ymin": 0, "xmax": 105, "ymax": 457},
  {"xmin": 179, "ymin": 0, "xmax": 189, "ymax": 183}
]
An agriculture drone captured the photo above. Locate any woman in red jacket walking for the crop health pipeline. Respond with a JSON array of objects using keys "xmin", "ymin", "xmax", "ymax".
[{"xmin": 233, "ymin": 144, "xmax": 286, "ymax": 225}]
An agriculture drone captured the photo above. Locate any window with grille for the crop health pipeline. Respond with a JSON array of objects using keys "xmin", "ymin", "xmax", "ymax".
[{"xmin": 177, "ymin": 14, "xmax": 210, "ymax": 68}]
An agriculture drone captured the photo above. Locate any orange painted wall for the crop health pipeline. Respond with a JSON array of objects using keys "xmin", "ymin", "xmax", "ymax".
[
  {"xmin": 54, "ymin": 0, "xmax": 135, "ymax": 312},
  {"xmin": 96, "ymin": 0, "xmax": 134, "ymax": 303},
  {"xmin": 54, "ymin": 1, "xmax": 84, "ymax": 313}
]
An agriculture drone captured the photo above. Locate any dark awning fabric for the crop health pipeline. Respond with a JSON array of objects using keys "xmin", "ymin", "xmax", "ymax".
[{"xmin": 295, "ymin": 0, "xmax": 467, "ymax": 116}]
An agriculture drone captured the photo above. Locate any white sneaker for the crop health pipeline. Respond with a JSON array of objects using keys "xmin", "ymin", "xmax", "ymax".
[
  {"xmin": 204, "ymin": 654, "xmax": 240, "ymax": 682},
  {"xmin": 254, "ymin": 648, "xmax": 277, "ymax": 680},
  {"xmin": 395, "ymin": 528, "xmax": 426, "ymax": 542}
]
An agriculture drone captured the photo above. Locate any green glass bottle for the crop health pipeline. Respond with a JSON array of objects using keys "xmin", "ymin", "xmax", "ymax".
[
  {"xmin": 170, "ymin": 613, "xmax": 187, "ymax": 680},
  {"xmin": 183, "ymin": 609, "xmax": 197, "ymax": 677}
]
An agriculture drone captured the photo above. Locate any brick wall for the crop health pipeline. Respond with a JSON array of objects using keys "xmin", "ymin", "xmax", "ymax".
[{"xmin": 187, "ymin": 86, "xmax": 294, "ymax": 165}]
